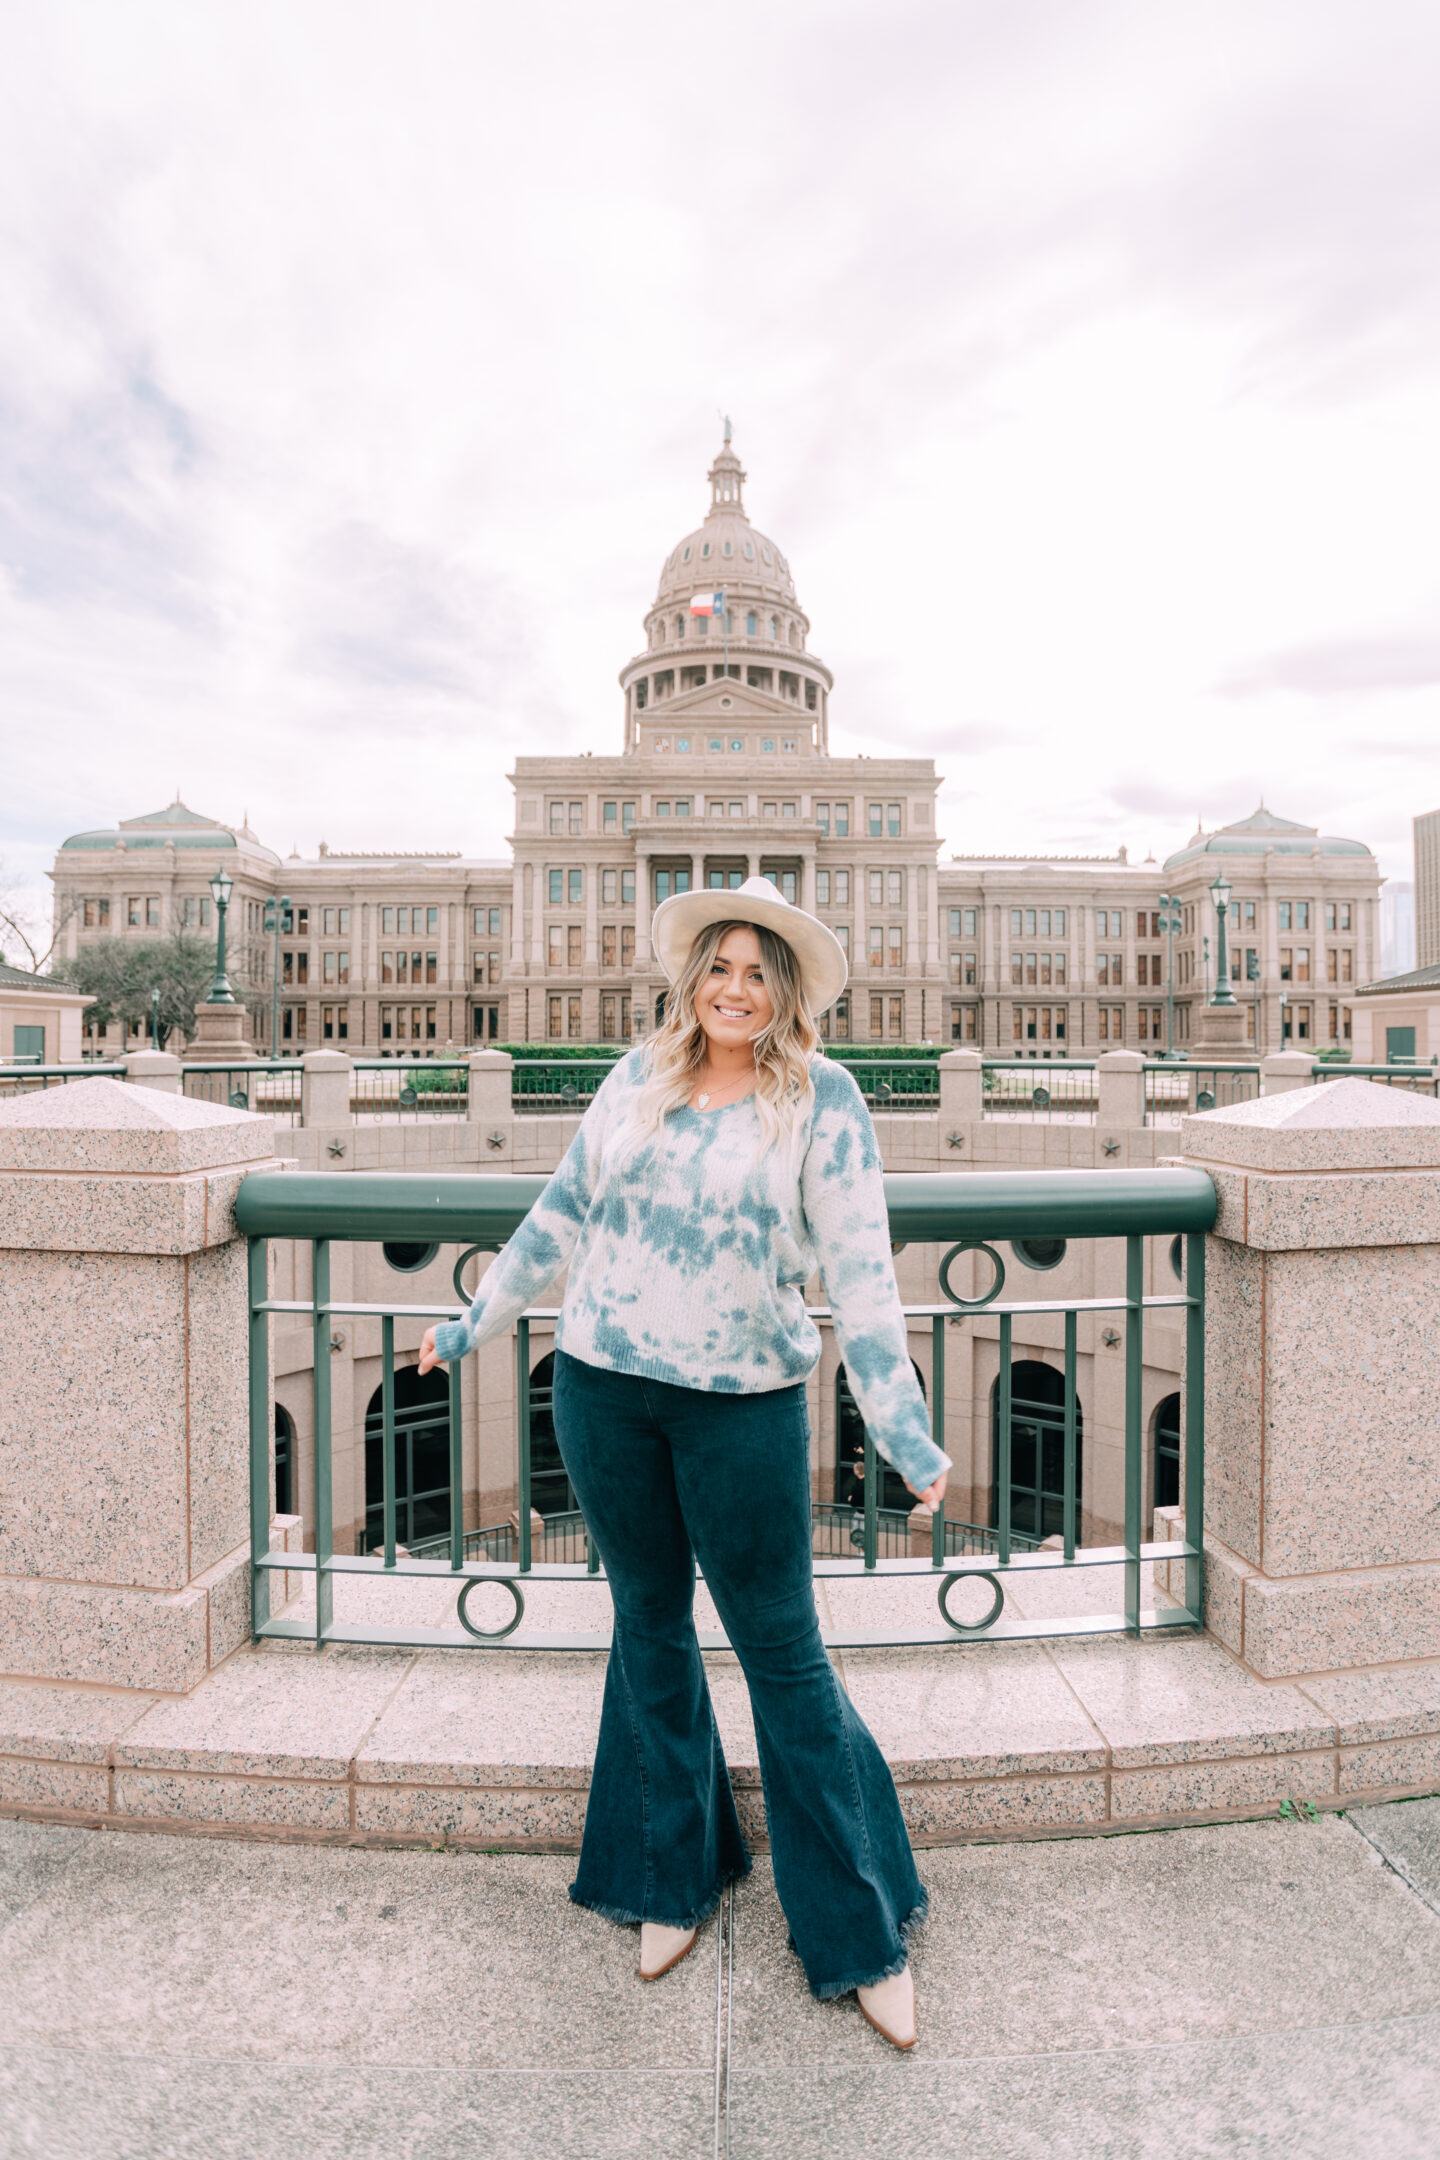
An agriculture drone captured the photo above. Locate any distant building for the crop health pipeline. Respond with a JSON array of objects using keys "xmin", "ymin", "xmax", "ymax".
[
  {"xmin": 47, "ymin": 436, "xmax": 1383, "ymax": 1060},
  {"xmin": 1381, "ymin": 878, "xmax": 1417, "ymax": 977},
  {"xmin": 1415, "ymin": 810, "xmax": 1440, "ymax": 970}
]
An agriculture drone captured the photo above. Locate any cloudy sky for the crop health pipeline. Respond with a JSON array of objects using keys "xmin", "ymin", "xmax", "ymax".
[{"xmin": 3, "ymin": 0, "xmax": 1439, "ymax": 931}]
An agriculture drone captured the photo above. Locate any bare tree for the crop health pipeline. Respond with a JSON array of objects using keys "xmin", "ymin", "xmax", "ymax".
[{"xmin": 0, "ymin": 861, "xmax": 78, "ymax": 975}]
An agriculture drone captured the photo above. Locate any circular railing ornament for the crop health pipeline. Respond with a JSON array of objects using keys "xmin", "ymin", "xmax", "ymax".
[
  {"xmin": 452, "ymin": 1242, "xmax": 503, "ymax": 1301},
  {"xmin": 1196, "ymin": 1088, "xmax": 1216, "ymax": 1110},
  {"xmin": 874, "ymin": 1079, "xmax": 894, "ymax": 1101},
  {"xmin": 228, "ymin": 1089, "xmax": 250, "ymax": 1109},
  {"xmin": 1032, "ymin": 1085, "xmax": 1051, "ymax": 1108},
  {"xmin": 457, "ymin": 1576, "xmax": 525, "ymax": 1641},
  {"xmin": 938, "ymin": 1239, "xmax": 1006, "ymax": 1312},
  {"xmin": 399, "ymin": 1084, "xmax": 419, "ymax": 1107},
  {"xmin": 938, "ymin": 1570, "xmax": 1005, "ymax": 1633}
]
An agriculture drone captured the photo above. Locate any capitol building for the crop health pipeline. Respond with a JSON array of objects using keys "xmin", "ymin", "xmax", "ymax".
[{"xmin": 51, "ymin": 433, "xmax": 1382, "ymax": 1059}]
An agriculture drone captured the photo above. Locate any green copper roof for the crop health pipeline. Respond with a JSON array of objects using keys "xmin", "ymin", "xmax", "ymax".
[{"xmin": 1163, "ymin": 805, "xmax": 1372, "ymax": 873}]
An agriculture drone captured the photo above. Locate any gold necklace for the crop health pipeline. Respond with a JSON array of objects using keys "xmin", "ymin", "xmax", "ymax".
[{"xmin": 695, "ymin": 1065, "xmax": 754, "ymax": 1110}]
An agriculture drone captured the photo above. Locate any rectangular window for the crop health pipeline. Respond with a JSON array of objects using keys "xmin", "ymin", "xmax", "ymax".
[
  {"xmin": 1039, "ymin": 953, "xmax": 1052, "ymax": 986},
  {"xmin": 653, "ymin": 868, "xmax": 692, "ymax": 901},
  {"xmin": 868, "ymin": 802, "xmax": 883, "ymax": 837},
  {"xmin": 888, "ymin": 926, "xmax": 904, "ymax": 967},
  {"xmin": 949, "ymin": 909, "xmax": 962, "ymax": 937},
  {"xmin": 567, "ymin": 925, "xmax": 582, "ymax": 967},
  {"xmin": 1342, "ymin": 948, "xmax": 1352, "ymax": 982},
  {"xmin": 568, "ymin": 994, "xmax": 582, "ymax": 1038},
  {"xmin": 1137, "ymin": 954, "xmax": 1148, "ymax": 986},
  {"xmin": 952, "ymin": 1004, "xmax": 978, "ymax": 1042},
  {"xmin": 869, "ymin": 870, "xmax": 884, "ymax": 907},
  {"xmin": 1340, "ymin": 903, "xmax": 1352, "ymax": 931},
  {"xmin": 675, "ymin": 798, "xmax": 691, "ymax": 817},
  {"xmin": 425, "ymin": 951, "xmax": 437, "ymax": 985},
  {"xmin": 834, "ymin": 925, "xmax": 850, "ymax": 956},
  {"xmin": 602, "ymin": 869, "xmax": 617, "ymax": 905},
  {"xmin": 380, "ymin": 1006, "xmax": 392, "ymax": 1041},
  {"xmin": 394, "ymin": 950, "xmax": 408, "ymax": 984},
  {"xmin": 382, "ymin": 906, "xmax": 395, "ymax": 935},
  {"xmin": 1053, "ymin": 908, "xmax": 1065, "ymax": 935},
  {"xmin": 1011, "ymin": 951, "xmax": 1023, "ymax": 985},
  {"xmin": 1099, "ymin": 1006, "xmax": 1125, "ymax": 1041},
  {"xmin": 296, "ymin": 952, "xmax": 309, "ymax": 984},
  {"xmin": 549, "ymin": 802, "xmax": 565, "ymax": 833},
  {"xmin": 548, "ymin": 993, "xmax": 563, "ymax": 1038},
  {"xmin": 604, "ymin": 801, "xmax": 617, "ymax": 830},
  {"xmin": 83, "ymin": 897, "xmax": 111, "ymax": 927},
  {"xmin": 834, "ymin": 802, "xmax": 850, "ymax": 837},
  {"xmin": 621, "ymin": 869, "xmax": 635, "ymax": 906},
  {"xmin": 816, "ymin": 802, "xmax": 830, "ymax": 832},
  {"xmin": 1025, "ymin": 953, "xmax": 1037, "ymax": 986},
  {"xmin": 622, "ymin": 801, "xmax": 636, "ymax": 829},
  {"xmin": 1295, "ymin": 947, "xmax": 1310, "ymax": 982},
  {"xmin": 887, "ymin": 869, "xmax": 903, "ymax": 908},
  {"xmin": 1327, "ymin": 947, "xmax": 1338, "ymax": 982},
  {"xmin": 473, "ymin": 951, "xmax": 488, "ymax": 984},
  {"xmin": 816, "ymin": 870, "xmax": 831, "ymax": 905},
  {"xmin": 728, "ymin": 800, "xmax": 744, "ymax": 817},
  {"xmin": 1279, "ymin": 902, "xmax": 1292, "ymax": 930},
  {"xmin": 886, "ymin": 802, "xmax": 900, "ymax": 836},
  {"xmin": 601, "ymin": 925, "xmax": 616, "ymax": 968},
  {"xmin": 569, "ymin": 803, "xmax": 583, "ymax": 836},
  {"xmin": 601, "ymin": 994, "xmax": 617, "ymax": 1040},
  {"xmin": 781, "ymin": 801, "xmax": 796, "ymax": 818},
  {"xmin": 1053, "ymin": 953, "xmax": 1066, "ymax": 985},
  {"xmin": 548, "ymin": 869, "xmax": 563, "ymax": 905},
  {"xmin": 870, "ymin": 994, "xmax": 885, "ymax": 1040},
  {"xmin": 323, "ymin": 907, "xmax": 336, "ymax": 936},
  {"xmin": 869, "ymin": 926, "xmax": 884, "ymax": 968},
  {"xmin": 548, "ymin": 925, "xmax": 564, "ymax": 969},
  {"xmin": 1024, "ymin": 909, "xmax": 1036, "ymax": 937},
  {"xmin": 1296, "ymin": 902, "xmax": 1310, "ymax": 930},
  {"xmin": 568, "ymin": 868, "xmax": 582, "ymax": 904},
  {"xmin": 621, "ymin": 925, "xmax": 635, "ymax": 967},
  {"xmin": 834, "ymin": 869, "xmax": 850, "ymax": 904},
  {"xmin": 888, "ymin": 994, "xmax": 903, "ymax": 1039},
  {"xmin": 1011, "ymin": 908, "xmax": 1023, "ymax": 935},
  {"xmin": 1280, "ymin": 947, "xmax": 1293, "ymax": 980},
  {"xmin": 381, "ymin": 951, "xmax": 394, "ymax": 985},
  {"xmin": 323, "ymin": 951, "xmax": 337, "ymax": 984}
]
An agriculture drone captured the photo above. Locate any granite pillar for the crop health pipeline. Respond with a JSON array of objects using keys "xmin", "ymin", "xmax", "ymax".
[
  {"xmin": 466, "ymin": 1048, "xmax": 514, "ymax": 1159},
  {"xmin": 1175, "ymin": 1077, "xmax": 1440, "ymax": 1678},
  {"xmin": 0, "ymin": 1077, "xmax": 288, "ymax": 1692},
  {"xmin": 1096, "ymin": 1049, "xmax": 1144, "ymax": 1130}
]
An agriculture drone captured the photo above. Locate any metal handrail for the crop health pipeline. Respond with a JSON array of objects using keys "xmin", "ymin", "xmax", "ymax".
[{"xmin": 243, "ymin": 1165, "xmax": 1212, "ymax": 1656}]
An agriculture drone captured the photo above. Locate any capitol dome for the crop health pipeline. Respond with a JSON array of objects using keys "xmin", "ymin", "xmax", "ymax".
[
  {"xmin": 618, "ymin": 430, "xmax": 832, "ymax": 754},
  {"xmin": 651, "ymin": 432, "xmax": 798, "ymax": 608}
]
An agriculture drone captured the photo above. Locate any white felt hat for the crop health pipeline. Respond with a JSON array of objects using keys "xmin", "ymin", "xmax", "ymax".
[{"xmin": 651, "ymin": 875, "xmax": 849, "ymax": 1014}]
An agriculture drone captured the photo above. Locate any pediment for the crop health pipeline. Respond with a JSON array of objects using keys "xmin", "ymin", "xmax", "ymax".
[{"xmin": 652, "ymin": 682, "xmax": 807, "ymax": 723}]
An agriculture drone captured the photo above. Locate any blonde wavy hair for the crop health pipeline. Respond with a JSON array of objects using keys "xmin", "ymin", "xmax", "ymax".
[{"xmin": 626, "ymin": 919, "xmax": 819, "ymax": 1153}]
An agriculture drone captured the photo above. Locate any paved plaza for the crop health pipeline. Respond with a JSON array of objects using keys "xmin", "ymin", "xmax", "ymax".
[{"xmin": 3, "ymin": 1798, "xmax": 1440, "ymax": 2158}]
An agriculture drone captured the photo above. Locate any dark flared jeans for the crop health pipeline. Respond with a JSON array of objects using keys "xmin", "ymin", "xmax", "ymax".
[{"xmin": 552, "ymin": 1350, "xmax": 927, "ymax": 1998}]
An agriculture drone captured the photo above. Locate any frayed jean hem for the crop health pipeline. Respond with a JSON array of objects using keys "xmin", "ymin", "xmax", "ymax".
[
  {"xmin": 568, "ymin": 1855, "xmax": 751, "ymax": 1934},
  {"xmin": 805, "ymin": 1887, "xmax": 930, "ymax": 2001}
]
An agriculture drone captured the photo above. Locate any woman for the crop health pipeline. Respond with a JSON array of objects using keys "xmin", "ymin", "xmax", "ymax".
[{"xmin": 419, "ymin": 876, "xmax": 949, "ymax": 2048}]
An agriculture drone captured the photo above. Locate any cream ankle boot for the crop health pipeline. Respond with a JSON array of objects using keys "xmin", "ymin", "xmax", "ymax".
[
  {"xmin": 638, "ymin": 1921, "xmax": 698, "ymax": 1981},
  {"xmin": 856, "ymin": 1966, "xmax": 917, "ymax": 2049}
]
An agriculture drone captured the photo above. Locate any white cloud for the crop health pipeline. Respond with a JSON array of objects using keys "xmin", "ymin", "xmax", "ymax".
[{"xmin": 3, "ymin": 0, "xmax": 1440, "ymax": 922}]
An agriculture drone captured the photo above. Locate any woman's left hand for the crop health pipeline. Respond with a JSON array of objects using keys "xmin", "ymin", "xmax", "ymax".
[{"xmin": 907, "ymin": 1470, "xmax": 948, "ymax": 1512}]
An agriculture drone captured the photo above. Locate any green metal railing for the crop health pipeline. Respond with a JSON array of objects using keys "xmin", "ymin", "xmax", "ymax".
[
  {"xmin": 182, "ymin": 1061, "xmax": 303, "ymax": 1123},
  {"xmin": 510, "ymin": 1058, "xmax": 620, "ymax": 1112},
  {"xmin": 352, "ymin": 1058, "xmax": 470, "ymax": 1119},
  {"xmin": 1143, "ymin": 1062, "xmax": 1261, "ymax": 1127},
  {"xmin": 238, "ymin": 1165, "xmax": 1214, "ymax": 1652},
  {"xmin": 983, "ymin": 1060, "xmax": 1096, "ymax": 1120},
  {"xmin": 0, "ymin": 1060, "xmax": 123, "ymax": 1101},
  {"xmin": 1316, "ymin": 1062, "xmax": 1439, "ymax": 1098}
]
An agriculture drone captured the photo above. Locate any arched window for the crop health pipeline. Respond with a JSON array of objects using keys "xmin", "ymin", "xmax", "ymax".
[
  {"xmin": 274, "ymin": 1402, "xmax": 296, "ymax": 1517},
  {"xmin": 526, "ymin": 1353, "xmax": 576, "ymax": 1516},
  {"xmin": 769, "ymin": 616, "xmax": 779, "ymax": 640},
  {"xmin": 675, "ymin": 615, "xmax": 685, "ymax": 639},
  {"xmin": 746, "ymin": 611, "xmax": 757, "ymax": 636},
  {"xmin": 363, "ymin": 1365, "xmax": 453, "ymax": 1553},
  {"xmin": 1153, "ymin": 1392, "xmax": 1181, "ymax": 1510},
  {"xmin": 835, "ymin": 1361, "xmax": 926, "ymax": 1513},
  {"xmin": 990, "ymin": 1361, "xmax": 1083, "ymax": 1541}
]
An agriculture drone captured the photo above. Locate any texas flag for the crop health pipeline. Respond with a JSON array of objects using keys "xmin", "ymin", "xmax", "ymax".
[{"xmin": 689, "ymin": 590, "xmax": 725, "ymax": 616}]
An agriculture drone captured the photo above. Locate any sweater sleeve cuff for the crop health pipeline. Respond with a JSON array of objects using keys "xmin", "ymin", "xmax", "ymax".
[{"xmin": 432, "ymin": 1317, "xmax": 471, "ymax": 1363}]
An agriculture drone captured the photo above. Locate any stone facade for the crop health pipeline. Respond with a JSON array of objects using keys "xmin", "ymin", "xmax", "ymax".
[{"xmin": 48, "ymin": 438, "xmax": 1382, "ymax": 1062}]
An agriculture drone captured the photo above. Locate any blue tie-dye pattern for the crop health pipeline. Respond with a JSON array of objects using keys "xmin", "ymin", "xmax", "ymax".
[{"xmin": 431, "ymin": 1048, "xmax": 950, "ymax": 1492}]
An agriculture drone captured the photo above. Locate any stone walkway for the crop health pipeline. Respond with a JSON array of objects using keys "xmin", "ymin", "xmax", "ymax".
[{"xmin": 3, "ymin": 1800, "xmax": 1440, "ymax": 2157}]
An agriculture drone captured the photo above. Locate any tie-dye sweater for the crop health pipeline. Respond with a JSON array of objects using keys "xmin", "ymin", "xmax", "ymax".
[{"xmin": 432, "ymin": 1049, "xmax": 950, "ymax": 1493}]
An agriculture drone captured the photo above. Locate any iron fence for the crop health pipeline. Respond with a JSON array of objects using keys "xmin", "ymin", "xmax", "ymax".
[
  {"xmin": 1315, "ymin": 1062, "xmax": 1439, "ymax": 1099},
  {"xmin": 350, "ymin": 1059, "xmax": 470, "ymax": 1119},
  {"xmin": 829, "ymin": 1058, "xmax": 940, "ymax": 1109},
  {"xmin": 237, "ymin": 1165, "xmax": 1213, "ymax": 1652},
  {"xmin": 510, "ymin": 1058, "xmax": 622, "ymax": 1113},
  {"xmin": 1143, "ymin": 1062, "xmax": 1262, "ymax": 1127},
  {"xmin": 0, "ymin": 1061, "xmax": 123, "ymax": 1103},
  {"xmin": 181, "ymin": 1061, "xmax": 303, "ymax": 1124},
  {"xmin": 983, "ymin": 1061, "xmax": 1097, "ymax": 1121}
]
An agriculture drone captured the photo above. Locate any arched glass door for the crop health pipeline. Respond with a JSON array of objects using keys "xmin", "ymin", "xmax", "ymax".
[
  {"xmin": 527, "ymin": 1353, "xmax": 577, "ymax": 1517},
  {"xmin": 835, "ymin": 1363, "xmax": 925, "ymax": 1514},
  {"xmin": 1153, "ymin": 1392, "xmax": 1181, "ymax": 1510},
  {"xmin": 991, "ymin": 1361, "xmax": 1083, "ymax": 1541},
  {"xmin": 363, "ymin": 1365, "xmax": 453, "ymax": 1552}
]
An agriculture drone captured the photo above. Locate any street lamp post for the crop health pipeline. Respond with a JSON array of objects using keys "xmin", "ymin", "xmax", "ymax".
[
  {"xmin": 1157, "ymin": 892, "xmax": 1183, "ymax": 1056},
  {"xmin": 262, "ymin": 893, "xmax": 291, "ymax": 1055},
  {"xmin": 206, "ymin": 871, "xmax": 236, "ymax": 1005},
  {"xmin": 1209, "ymin": 873, "xmax": 1236, "ymax": 1006}
]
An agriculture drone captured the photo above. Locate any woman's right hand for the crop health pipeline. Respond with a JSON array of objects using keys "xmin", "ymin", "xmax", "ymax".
[{"xmin": 418, "ymin": 1327, "xmax": 441, "ymax": 1376}]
